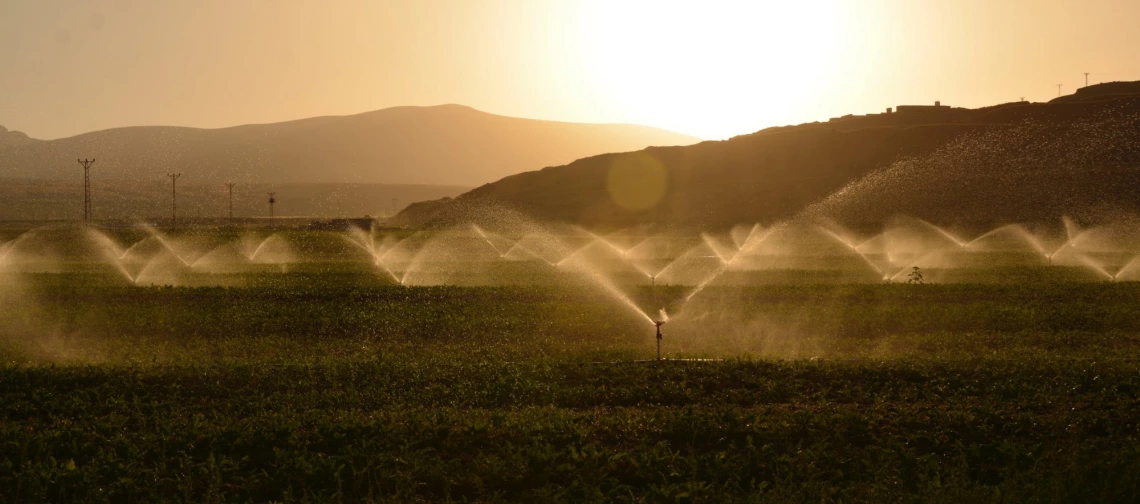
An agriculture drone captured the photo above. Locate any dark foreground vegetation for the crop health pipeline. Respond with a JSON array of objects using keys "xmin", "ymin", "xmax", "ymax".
[{"xmin": 2, "ymin": 274, "xmax": 1139, "ymax": 502}]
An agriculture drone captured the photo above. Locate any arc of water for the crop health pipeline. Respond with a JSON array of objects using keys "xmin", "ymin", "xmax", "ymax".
[
  {"xmin": 1062, "ymin": 216, "xmax": 1081, "ymax": 244},
  {"xmin": 701, "ymin": 233, "xmax": 738, "ymax": 265},
  {"xmin": 742, "ymin": 223, "xmax": 762, "ymax": 248},
  {"xmin": 246, "ymin": 234, "xmax": 282, "ymax": 263},
  {"xmin": 913, "ymin": 218, "xmax": 967, "ymax": 248},
  {"xmin": 371, "ymin": 231, "xmax": 430, "ymax": 285},
  {"xmin": 471, "ymin": 224, "xmax": 510, "ymax": 256},
  {"xmin": 585, "ymin": 267, "xmax": 656, "ymax": 323},
  {"xmin": 500, "ymin": 235, "xmax": 560, "ymax": 266},
  {"xmin": 817, "ymin": 226, "xmax": 885, "ymax": 276},
  {"xmin": 108, "ymin": 259, "xmax": 140, "ymax": 284},
  {"xmin": 1008, "ymin": 225, "xmax": 1051, "ymax": 258},
  {"xmin": 398, "ymin": 231, "xmax": 481, "ymax": 286},
  {"xmin": 555, "ymin": 237, "xmax": 604, "ymax": 267},
  {"xmin": 345, "ymin": 226, "xmax": 377, "ymax": 256},
  {"xmin": 961, "ymin": 224, "xmax": 1048, "ymax": 258},
  {"xmin": 681, "ymin": 223, "xmax": 782, "ymax": 304},
  {"xmin": 1045, "ymin": 222, "xmax": 1098, "ymax": 261},
  {"xmin": 621, "ymin": 237, "xmax": 666, "ymax": 279},
  {"xmin": 735, "ymin": 225, "xmax": 778, "ymax": 257},
  {"xmin": 342, "ymin": 232, "xmax": 377, "ymax": 261},
  {"xmin": 557, "ymin": 250, "xmax": 655, "ymax": 323},
  {"xmin": 504, "ymin": 226, "xmax": 656, "ymax": 323},
  {"xmin": 555, "ymin": 229, "xmax": 641, "ymax": 268},
  {"xmin": 186, "ymin": 244, "xmax": 228, "ymax": 270},
  {"xmin": 118, "ymin": 238, "xmax": 154, "ymax": 261},
  {"xmin": 651, "ymin": 242, "xmax": 722, "ymax": 285},
  {"xmin": 131, "ymin": 253, "xmax": 181, "ymax": 286},
  {"xmin": 1112, "ymin": 254, "xmax": 1140, "ymax": 281},
  {"xmin": 373, "ymin": 237, "xmax": 411, "ymax": 283},
  {"xmin": 815, "ymin": 224, "xmax": 858, "ymax": 250},
  {"xmin": 1060, "ymin": 228, "xmax": 1094, "ymax": 253},
  {"xmin": 587, "ymin": 230, "xmax": 636, "ymax": 258},
  {"xmin": 139, "ymin": 225, "xmax": 193, "ymax": 267},
  {"xmin": 1046, "ymin": 241, "xmax": 1070, "ymax": 262},
  {"xmin": 1073, "ymin": 251, "xmax": 1114, "ymax": 281},
  {"xmin": 85, "ymin": 229, "xmax": 139, "ymax": 284},
  {"xmin": 853, "ymin": 232, "xmax": 888, "ymax": 255},
  {"xmin": 0, "ymin": 230, "xmax": 35, "ymax": 265}
]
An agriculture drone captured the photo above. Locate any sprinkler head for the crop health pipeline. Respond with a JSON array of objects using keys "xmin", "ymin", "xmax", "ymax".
[{"xmin": 654, "ymin": 321, "xmax": 665, "ymax": 360}]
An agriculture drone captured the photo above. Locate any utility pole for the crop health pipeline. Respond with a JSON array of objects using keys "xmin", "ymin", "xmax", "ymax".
[
  {"xmin": 1057, "ymin": 84, "xmax": 1063, "ymax": 97},
  {"xmin": 225, "ymin": 182, "xmax": 237, "ymax": 226},
  {"xmin": 78, "ymin": 159, "xmax": 95, "ymax": 222},
  {"xmin": 167, "ymin": 173, "xmax": 182, "ymax": 231},
  {"xmin": 1084, "ymin": 72, "xmax": 1090, "ymax": 87},
  {"xmin": 267, "ymin": 192, "xmax": 276, "ymax": 227}
]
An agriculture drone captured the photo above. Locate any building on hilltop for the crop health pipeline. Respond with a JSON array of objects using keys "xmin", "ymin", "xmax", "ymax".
[{"xmin": 895, "ymin": 101, "xmax": 947, "ymax": 113}]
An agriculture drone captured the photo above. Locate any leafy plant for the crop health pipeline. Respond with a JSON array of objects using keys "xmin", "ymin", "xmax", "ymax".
[{"xmin": 907, "ymin": 266, "xmax": 925, "ymax": 284}]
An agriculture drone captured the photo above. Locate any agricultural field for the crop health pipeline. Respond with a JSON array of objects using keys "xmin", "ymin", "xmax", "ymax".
[{"xmin": 2, "ymin": 224, "xmax": 1139, "ymax": 502}]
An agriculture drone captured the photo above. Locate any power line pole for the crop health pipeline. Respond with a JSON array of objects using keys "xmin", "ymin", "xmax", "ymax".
[
  {"xmin": 1084, "ymin": 72, "xmax": 1090, "ymax": 87},
  {"xmin": 267, "ymin": 192, "xmax": 276, "ymax": 227},
  {"xmin": 78, "ymin": 159, "xmax": 95, "ymax": 222},
  {"xmin": 167, "ymin": 173, "xmax": 182, "ymax": 231},
  {"xmin": 225, "ymin": 182, "xmax": 237, "ymax": 226}
]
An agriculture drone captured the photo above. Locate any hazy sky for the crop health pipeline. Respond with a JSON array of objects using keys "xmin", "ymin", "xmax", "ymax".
[{"xmin": 2, "ymin": 0, "xmax": 1139, "ymax": 140}]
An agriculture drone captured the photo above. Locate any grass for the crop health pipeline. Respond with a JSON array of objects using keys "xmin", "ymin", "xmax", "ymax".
[{"xmin": 1, "ymin": 227, "xmax": 1140, "ymax": 501}]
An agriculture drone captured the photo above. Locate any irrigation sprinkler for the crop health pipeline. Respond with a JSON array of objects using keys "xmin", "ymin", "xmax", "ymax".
[{"xmin": 655, "ymin": 320, "xmax": 665, "ymax": 361}]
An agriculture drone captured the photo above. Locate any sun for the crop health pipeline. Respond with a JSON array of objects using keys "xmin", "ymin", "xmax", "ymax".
[{"xmin": 575, "ymin": 0, "xmax": 846, "ymax": 140}]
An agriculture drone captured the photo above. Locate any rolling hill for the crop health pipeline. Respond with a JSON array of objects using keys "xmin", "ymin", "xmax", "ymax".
[
  {"xmin": 394, "ymin": 82, "xmax": 1140, "ymax": 229},
  {"xmin": 0, "ymin": 105, "xmax": 697, "ymax": 187}
]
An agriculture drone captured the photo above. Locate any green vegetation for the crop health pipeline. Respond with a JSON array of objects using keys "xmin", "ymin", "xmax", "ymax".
[{"xmin": 3, "ymin": 263, "xmax": 1140, "ymax": 502}]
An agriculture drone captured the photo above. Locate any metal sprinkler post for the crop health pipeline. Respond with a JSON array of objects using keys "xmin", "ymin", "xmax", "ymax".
[{"xmin": 655, "ymin": 321, "xmax": 664, "ymax": 361}]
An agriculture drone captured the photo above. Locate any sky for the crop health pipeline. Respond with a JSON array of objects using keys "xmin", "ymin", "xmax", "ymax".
[{"xmin": 2, "ymin": 0, "xmax": 1139, "ymax": 141}]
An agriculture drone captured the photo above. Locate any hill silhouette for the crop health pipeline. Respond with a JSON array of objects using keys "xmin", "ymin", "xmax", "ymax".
[
  {"xmin": 0, "ymin": 105, "xmax": 697, "ymax": 187},
  {"xmin": 1049, "ymin": 81, "xmax": 1140, "ymax": 104},
  {"xmin": 395, "ymin": 82, "xmax": 1140, "ymax": 229}
]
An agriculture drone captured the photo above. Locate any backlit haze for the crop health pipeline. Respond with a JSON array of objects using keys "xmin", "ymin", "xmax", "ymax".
[{"xmin": 3, "ymin": 0, "xmax": 1139, "ymax": 141}]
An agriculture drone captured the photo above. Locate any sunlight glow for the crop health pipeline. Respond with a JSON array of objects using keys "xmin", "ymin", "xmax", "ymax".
[{"xmin": 577, "ymin": 0, "xmax": 848, "ymax": 139}]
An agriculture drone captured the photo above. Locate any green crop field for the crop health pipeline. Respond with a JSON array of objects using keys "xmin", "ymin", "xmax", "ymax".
[{"xmin": 2, "ymin": 226, "xmax": 1140, "ymax": 502}]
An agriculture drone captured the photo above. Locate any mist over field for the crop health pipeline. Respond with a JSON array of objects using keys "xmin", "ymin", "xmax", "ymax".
[{"xmin": 5, "ymin": 1, "xmax": 1140, "ymax": 501}]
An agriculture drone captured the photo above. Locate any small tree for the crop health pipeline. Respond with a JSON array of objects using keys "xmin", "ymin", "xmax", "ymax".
[{"xmin": 907, "ymin": 266, "xmax": 924, "ymax": 284}]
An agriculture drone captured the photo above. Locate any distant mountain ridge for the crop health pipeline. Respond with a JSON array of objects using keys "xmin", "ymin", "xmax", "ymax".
[
  {"xmin": 0, "ymin": 105, "xmax": 698, "ymax": 187},
  {"xmin": 394, "ymin": 81, "xmax": 1140, "ymax": 229}
]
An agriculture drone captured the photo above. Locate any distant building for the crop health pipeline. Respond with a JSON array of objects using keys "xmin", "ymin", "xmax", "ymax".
[{"xmin": 895, "ymin": 101, "xmax": 948, "ymax": 114}]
